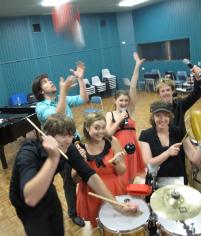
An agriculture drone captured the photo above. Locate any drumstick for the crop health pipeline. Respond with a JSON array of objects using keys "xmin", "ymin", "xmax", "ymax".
[
  {"xmin": 26, "ymin": 117, "xmax": 69, "ymax": 160},
  {"xmin": 88, "ymin": 192, "xmax": 143, "ymax": 215},
  {"xmin": 181, "ymin": 132, "xmax": 188, "ymax": 143},
  {"xmin": 88, "ymin": 192, "xmax": 125, "ymax": 207}
]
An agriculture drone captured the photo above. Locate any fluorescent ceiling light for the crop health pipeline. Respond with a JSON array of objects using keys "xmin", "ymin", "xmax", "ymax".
[
  {"xmin": 119, "ymin": 0, "xmax": 150, "ymax": 7},
  {"xmin": 41, "ymin": 0, "xmax": 70, "ymax": 7}
]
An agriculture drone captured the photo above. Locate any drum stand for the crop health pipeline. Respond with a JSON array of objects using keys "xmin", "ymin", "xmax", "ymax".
[
  {"xmin": 146, "ymin": 168, "xmax": 160, "ymax": 236},
  {"xmin": 148, "ymin": 206, "xmax": 159, "ymax": 236},
  {"xmin": 180, "ymin": 221, "xmax": 195, "ymax": 236}
]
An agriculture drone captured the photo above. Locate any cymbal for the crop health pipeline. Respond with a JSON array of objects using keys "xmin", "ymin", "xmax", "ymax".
[{"xmin": 150, "ymin": 185, "xmax": 201, "ymax": 221}]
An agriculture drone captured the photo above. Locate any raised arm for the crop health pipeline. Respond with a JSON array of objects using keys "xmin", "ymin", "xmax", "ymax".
[
  {"xmin": 71, "ymin": 61, "xmax": 89, "ymax": 102},
  {"xmin": 56, "ymin": 76, "xmax": 74, "ymax": 114},
  {"xmin": 129, "ymin": 52, "xmax": 145, "ymax": 115},
  {"xmin": 181, "ymin": 66, "xmax": 201, "ymax": 112},
  {"xmin": 23, "ymin": 136, "xmax": 60, "ymax": 207}
]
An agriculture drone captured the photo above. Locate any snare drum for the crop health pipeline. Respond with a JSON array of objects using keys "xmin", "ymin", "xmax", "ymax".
[
  {"xmin": 158, "ymin": 213, "xmax": 201, "ymax": 236},
  {"xmin": 98, "ymin": 195, "xmax": 150, "ymax": 236}
]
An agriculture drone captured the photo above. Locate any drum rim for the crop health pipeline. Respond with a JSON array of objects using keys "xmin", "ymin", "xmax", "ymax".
[
  {"xmin": 97, "ymin": 222, "xmax": 145, "ymax": 234},
  {"xmin": 159, "ymin": 218, "xmax": 201, "ymax": 236},
  {"xmin": 98, "ymin": 195, "xmax": 150, "ymax": 233},
  {"xmin": 160, "ymin": 224, "xmax": 201, "ymax": 236}
]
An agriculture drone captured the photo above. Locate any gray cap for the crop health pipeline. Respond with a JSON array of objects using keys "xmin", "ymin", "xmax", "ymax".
[{"xmin": 150, "ymin": 101, "xmax": 172, "ymax": 113}]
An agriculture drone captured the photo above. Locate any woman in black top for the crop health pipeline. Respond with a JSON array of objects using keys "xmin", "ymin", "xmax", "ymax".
[
  {"xmin": 9, "ymin": 113, "xmax": 137, "ymax": 236},
  {"xmin": 139, "ymin": 101, "xmax": 201, "ymax": 185}
]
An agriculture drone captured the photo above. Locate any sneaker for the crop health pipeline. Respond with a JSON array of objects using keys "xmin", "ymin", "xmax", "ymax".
[{"xmin": 71, "ymin": 216, "xmax": 85, "ymax": 227}]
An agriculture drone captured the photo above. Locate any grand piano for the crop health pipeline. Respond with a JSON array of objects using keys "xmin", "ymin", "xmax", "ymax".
[{"xmin": 0, "ymin": 104, "xmax": 40, "ymax": 169}]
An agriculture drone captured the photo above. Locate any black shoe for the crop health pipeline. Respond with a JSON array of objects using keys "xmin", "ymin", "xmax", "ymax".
[{"xmin": 71, "ymin": 216, "xmax": 85, "ymax": 227}]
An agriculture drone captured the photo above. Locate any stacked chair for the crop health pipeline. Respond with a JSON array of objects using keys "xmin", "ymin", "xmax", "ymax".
[
  {"xmin": 91, "ymin": 76, "xmax": 106, "ymax": 96},
  {"xmin": 102, "ymin": 68, "xmax": 117, "ymax": 96},
  {"xmin": 83, "ymin": 79, "xmax": 96, "ymax": 97}
]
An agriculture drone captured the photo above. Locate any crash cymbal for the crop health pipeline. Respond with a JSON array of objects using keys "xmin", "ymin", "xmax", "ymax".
[{"xmin": 150, "ymin": 185, "xmax": 201, "ymax": 221}]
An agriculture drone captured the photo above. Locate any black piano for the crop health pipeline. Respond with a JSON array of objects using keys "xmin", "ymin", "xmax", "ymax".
[{"xmin": 0, "ymin": 105, "xmax": 40, "ymax": 169}]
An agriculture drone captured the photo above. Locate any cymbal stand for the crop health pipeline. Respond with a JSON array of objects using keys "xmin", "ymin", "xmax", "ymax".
[
  {"xmin": 148, "ymin": 205, "xmax": 159, "ymax": 236},
  {"xmin": 180, "ymin": 221, "xmax": 195, "ymax": 236},
  {"xmin": 146, "ymin": 165, "xmax": 160, "ymax": 235}
]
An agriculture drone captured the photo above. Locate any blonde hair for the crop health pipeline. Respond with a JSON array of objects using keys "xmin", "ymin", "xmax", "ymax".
[{"xmin": 156, "ymin": 78, "xmax": 175, "ymax": 94}]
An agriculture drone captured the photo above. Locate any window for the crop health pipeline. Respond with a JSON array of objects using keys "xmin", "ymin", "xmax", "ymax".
[{"xmin": 138, "ymin": 38, "xmax": 190, "ymax": 61}]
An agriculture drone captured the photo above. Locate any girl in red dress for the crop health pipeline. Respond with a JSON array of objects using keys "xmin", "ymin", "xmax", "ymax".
[
  {"xmin": 74, "ymin": 112, "xmax": 126, "ymax": 227},
  {"xmin": 106, "ymin": 52, "xmax": 145, "ymax": 187}
]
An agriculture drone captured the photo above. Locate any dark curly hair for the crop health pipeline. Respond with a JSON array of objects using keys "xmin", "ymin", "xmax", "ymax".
[{"xmin": 32, "ymin": 74, "xmax": 48, "ymax": 101}]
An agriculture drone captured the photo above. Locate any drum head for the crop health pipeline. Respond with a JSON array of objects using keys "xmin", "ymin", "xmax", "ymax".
[
  {"xmin": 158, "ymin": 212, "xmax": 201, "ymax": 236},
  {"xmin": 98, "ymin": 195, "xmax": 150, "ymax": 233}
]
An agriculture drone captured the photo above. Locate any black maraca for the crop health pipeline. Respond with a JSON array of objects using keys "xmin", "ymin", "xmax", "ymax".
[
  {"xmin": 109, "ymin": 143, "xmax": 136, "ymax": 164},
  {"xmin": 124, "ymin": 143, "xmax": 136, "ymax": 154}
]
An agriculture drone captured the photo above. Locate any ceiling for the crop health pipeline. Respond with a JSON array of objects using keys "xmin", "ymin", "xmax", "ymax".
[{"xmin": 0, "ymin": 0, "xmax": 164, "ymax": 17}]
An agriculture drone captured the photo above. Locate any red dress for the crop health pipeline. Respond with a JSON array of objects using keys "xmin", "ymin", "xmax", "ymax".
[
  {"xmin": 111, "ymin": 112, "xmax": 145, "ymax": 187},
  {"xmin": 76, "ymin": 139, "xmax": 124, "ymax": 227}
]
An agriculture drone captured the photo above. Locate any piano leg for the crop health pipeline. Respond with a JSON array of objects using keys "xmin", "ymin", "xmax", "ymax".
[{"xmin": 0, "ymin": 145, "xmax": 8, "ymax": 169}]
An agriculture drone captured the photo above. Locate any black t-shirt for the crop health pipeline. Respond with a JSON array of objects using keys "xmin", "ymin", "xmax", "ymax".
[
  {"xmin": 9, "ymin": 139, "xmax": 95, "ymax": 217},
  {"xmin": 172, "ymin": 79, "xmax": 201, "ymax": 134},
  {"xmin": 139, "ymin": 126, "xmax": 186, "ymax": 181}
]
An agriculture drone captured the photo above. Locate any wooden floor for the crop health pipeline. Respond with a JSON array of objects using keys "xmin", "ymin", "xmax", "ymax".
[{"xmin": 0, "ymin": 91, "xmax": 201, "ymax": 236}]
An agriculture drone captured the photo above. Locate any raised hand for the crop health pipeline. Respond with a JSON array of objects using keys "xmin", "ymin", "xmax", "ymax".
[
  {"xmin": 70, "ymin": 61, "xmax": 85, "ymax": 79},
  {"xmin": 59, "ymin": 75, "xmax": 75, "ymax": 92},
  {"xmin": 191, "ymin": 65, "xmax": 201, "ymax": 81},
  {"xmin": 42, "ymin": 136, "xmax": 60, "ymax": 160},
  {"xmin": 133, "ymin": 52, "xmax": 145, "ymax": 66}
]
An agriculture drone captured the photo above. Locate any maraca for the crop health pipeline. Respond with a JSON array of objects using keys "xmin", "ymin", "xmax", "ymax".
[{"xmin": 109, "ymin": 143, "xmax": 136, "ymax": 164}]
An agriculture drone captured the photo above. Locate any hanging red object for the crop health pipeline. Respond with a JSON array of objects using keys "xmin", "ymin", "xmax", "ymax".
[{"xmin": 52, "ymin": 2, "xmax": 85, "ymax": 47}]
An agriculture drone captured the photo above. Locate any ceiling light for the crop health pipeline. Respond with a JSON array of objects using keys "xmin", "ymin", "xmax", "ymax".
[
  {"xmin": 119, "ymin": 0, "xmax": 150, "ymax": 7},
  {"xmin": 41, "ymin": 0, "xmax": 70, "ymax": 7}
]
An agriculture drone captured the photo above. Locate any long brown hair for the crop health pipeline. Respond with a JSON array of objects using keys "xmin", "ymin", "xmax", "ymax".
[
  {"xmin": 113, "ymin": 90, "xmax": 130, "ymax": 110},
  {"xmin": 83, "ymin": 112, "xmax": 111, "ymax": 142}
]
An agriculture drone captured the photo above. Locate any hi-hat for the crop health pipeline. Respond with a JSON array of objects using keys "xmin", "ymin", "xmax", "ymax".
[{"xmin": 150, "ymin": 185, "xmax": 201, "ymax": 221}]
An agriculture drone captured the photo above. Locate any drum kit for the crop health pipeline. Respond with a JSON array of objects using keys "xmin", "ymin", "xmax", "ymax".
[
  {"xmin": 97, "ymin": 182, "xmax": 201, "ymax": 236},
  {"xmin": 97, "ymin": 110, "xmax": 201, "ymax": 235}
]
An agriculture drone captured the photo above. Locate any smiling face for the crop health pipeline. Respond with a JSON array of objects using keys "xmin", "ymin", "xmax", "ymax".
[
  {"xmin": 40, "ymin": 77, "xmax": 57, "ymax": 96},
  {"xmin": 87, "ymin": 119, "xmax": 106, "ymax": 142},
  {"xmin": 153, "ymin": 112, "xmax": 170, "ymax": 130},
  {"xmin": 54, "ymin": 134, "xmax": 73, "ymax": 153},
  {"xmin": 158, "ymin": 84, "xmax": 174, "ymax": 103},
  {"xmin": 115, "ymin": 94, "xmax": 130, "ymax": 111}
]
